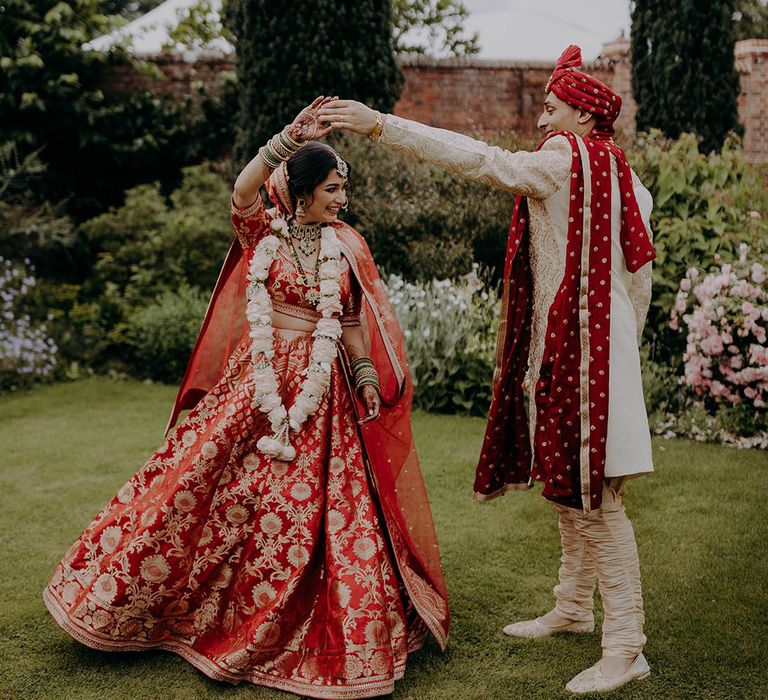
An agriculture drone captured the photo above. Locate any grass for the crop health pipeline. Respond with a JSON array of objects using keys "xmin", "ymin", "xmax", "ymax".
[{"xmin": 1, "ymin": 378, "xmax": 767, "ymax": 700}]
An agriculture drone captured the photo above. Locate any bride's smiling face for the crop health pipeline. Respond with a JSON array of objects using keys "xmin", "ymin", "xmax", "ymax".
[{"xmin": 296, "ymin": 171, "xmax": 348, "ymax": 224}]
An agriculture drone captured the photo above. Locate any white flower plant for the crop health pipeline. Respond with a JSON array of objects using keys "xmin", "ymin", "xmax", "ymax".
[
  {"xmin": 0, "ymin": 256, "xmax": 58, "ymax": 390},
  {"xmin": 383, "ymin": 264, "xmax": 500, "ymax": 414}
]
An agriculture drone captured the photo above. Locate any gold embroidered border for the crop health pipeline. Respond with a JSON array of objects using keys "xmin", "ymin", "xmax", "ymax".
[
  {"xmin": 338, "ymin": 239, "xmax": 405, "ymax": 393},
  {"xmin": 44, "ymin": 586, "xmax": 415, "ymax": 699},
  {"xmin": 340, "ymin": 315, "xmax": 362, "ymax": 328},
  {"xmin": 492, "ymin": 272, "xmax": 512, "ymax": 388},
  {"xmin": 271, "ymin": 299, "xmax": 321, "ymax": 323},
  {"xmin": 574, "ymin": 136, "xmax": 594, "ymax": 515},
  {"xmin": 361, "ymin": 459, "xmax": 449, "ymax": 651},
  {"xmin": 230, "ymin": 195, "xmax": 264, "ymax": 220},
  {"xmin": 472, "ymin": 482, "xmax": 531, "ymax": 502}
]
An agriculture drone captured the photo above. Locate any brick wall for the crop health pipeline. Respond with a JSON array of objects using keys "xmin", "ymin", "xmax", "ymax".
[
  {"xmin": 736, "ymin": 39, "xmax": 768, "ymax": 164},
  {"xmin": 394, "ymin": 38, "xmax": 637, "ymax": 143},
  {"xmin": 393, "ymin": 56, "xmax": 551, "ymax": 137},
  {"xmin": 105, "ymin": 54, "xmax": 235, "ymax": 98},
  {"xmin": 103, "ymin": 38, "xmax": 768, "ymax": 163}
]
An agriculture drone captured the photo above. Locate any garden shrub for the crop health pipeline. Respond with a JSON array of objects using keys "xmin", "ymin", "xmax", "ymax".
[
  {"xmin": 127, "ymin": 285, "xmax": 209, "ymax": 383},
  {"xmin": 640, "ymin": 345, "xmax": 685, "ymax": 429},
  {"xmin": 669, "ymin": 244, "xmax": 767, "ymax": 437},
  {"xmin": 630, "ymin": 130, "xmax": 768, "ymax": 361},
  {"xmin": 334, "ymin": 132, "xmax": 532, "ymax": 281},
  {"xmin": 382, "ymin": 267, "xmax": 499, "ymax": 415},
  {"xmin": 717, "ymin": 402, "xmax": 767, "ymax": 438},
  {"xmin": 38, "ymin": 164, "xmax": 232, "ymax": 374},
  {"xmin": 83, "ymin": 164, "xmax": 232, "ymax": 303}
]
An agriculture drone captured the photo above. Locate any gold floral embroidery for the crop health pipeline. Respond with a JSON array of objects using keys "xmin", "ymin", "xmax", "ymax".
[{"xmin": 44, "ymin": 330, "xmax": 420, "ymax": 698}]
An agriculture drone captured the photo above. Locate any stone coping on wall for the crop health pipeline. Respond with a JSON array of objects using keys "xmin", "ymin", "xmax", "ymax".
[
  {"xmin": 397, "ymin": 54, "xmax": 555, "ymax": 70},
  {"xmin": 735, "ymin": 38, "xmax": 768, "ymax": 53}
]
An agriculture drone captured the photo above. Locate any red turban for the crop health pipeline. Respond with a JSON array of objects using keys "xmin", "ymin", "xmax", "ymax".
[{"xmin": 546, "ymin": 44, "xmax": 621, "ymax": 137}]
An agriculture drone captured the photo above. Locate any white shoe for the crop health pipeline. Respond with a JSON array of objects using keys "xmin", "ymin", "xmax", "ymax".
[
  {"xmin": 565, "ymin": 654, "xmax": 651, "ymax": 694},
  {"xmin": 502, "ymin": 617, "xmax": 594, "ymax": 638}
]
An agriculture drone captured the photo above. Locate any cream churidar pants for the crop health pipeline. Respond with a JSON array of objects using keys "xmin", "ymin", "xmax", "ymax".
[{"xmin": 552, "ymin": 483, "xmax": 646, "ymax": 658}]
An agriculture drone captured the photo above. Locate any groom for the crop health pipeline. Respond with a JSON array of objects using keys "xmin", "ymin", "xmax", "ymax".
[{"xmin": 320, "ymin": 45, "xmax": 655, "ymax": 694}]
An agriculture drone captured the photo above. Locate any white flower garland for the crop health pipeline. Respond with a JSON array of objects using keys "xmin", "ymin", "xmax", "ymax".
[{"xmin": 246, "ymin": 218, "xmax": 344, "ymax": 461}]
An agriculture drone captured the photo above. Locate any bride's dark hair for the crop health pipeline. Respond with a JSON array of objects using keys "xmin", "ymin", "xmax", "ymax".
[{"xmin": 286, "ymin": 142, "xmax": 350, "ymax": 205}]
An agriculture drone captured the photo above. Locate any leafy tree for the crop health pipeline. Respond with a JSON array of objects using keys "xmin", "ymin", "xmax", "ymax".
[
  {"xmin": 631, "ymin": 0, "xmax": 741, "ymax": 153},
  {"xmin": 0, "ymin": 0, "xmax": 112, "ymax": 149},
  {"xmin": 99, "ymin": 0, "xmax": 163, "ymax": 20},
  {"xmin": 393, "ymin": 0, "xmax": 479, "ymax": 56},
  {"xmin": 733, "ymin": 0, "xmax": 768, "ymax": 39},
  {"xmin": 232, "ymin": 0, "xmax": 403, "ymax": 164},
  {"xmin": 0, "ymin": 0, "xmax": 234, "ymax": 224},
  {"xmin": 110, "ymin": 0, "xmax": 480, "ymax": 56},
  {"xmin": 164, "ymin": 0, "xmax": 233, "ymax": 52}
]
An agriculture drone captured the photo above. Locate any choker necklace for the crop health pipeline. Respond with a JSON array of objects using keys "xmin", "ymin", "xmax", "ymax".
[{"xmin": 289, "ymin": 221, "xmax": 323, "ymax": 256}]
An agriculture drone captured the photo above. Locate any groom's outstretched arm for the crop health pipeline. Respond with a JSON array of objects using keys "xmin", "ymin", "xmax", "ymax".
[
  {"xmin": 320, "ymin": 100, "xmax": 571, "ymax": 200},
  {"xmin": 378, "ymin": 114, "xmax": 572, "ymax": 199}
]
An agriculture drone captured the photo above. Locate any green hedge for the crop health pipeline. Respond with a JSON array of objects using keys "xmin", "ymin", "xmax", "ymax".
[
  {"xmin": 127, "ymin": 286, "xmax": 209, "ymax": 383},
  {"xmin": 42, "ymin": 164, "xmax": 231, "ymax": 375},
  {"xmin": 333, "ymin": 131, "xmax": 533, "ymax": 280},
  {"xmin": 630, "ymin": 130, "xmax": 768, "ymax": 363},
  {"xmin": 12, "ymin": 131, "xmax": 768, "ymax": 440}
]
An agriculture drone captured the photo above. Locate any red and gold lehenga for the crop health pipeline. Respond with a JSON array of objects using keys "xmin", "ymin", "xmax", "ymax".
[{"xmin": 43, "ymin": 195, "xmax": 449, "ymax": 699}]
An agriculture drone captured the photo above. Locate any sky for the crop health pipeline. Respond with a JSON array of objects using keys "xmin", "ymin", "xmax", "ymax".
[
  {"xmin": 462, "ymin": 0, "xmax": 632, "ymax": 61},
  {"xmin": 85, "ymin": 0, "xmax": 634, "ymax": 61}
]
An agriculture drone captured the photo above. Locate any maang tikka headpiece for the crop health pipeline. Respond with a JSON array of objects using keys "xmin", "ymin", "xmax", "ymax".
[{"xmin": 332, "ymin": 150, "xmax": 348, "ymax": 179}]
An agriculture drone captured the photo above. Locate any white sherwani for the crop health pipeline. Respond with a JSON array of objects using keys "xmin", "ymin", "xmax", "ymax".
[{"xmin": 379, "ymin": 115, "xmax": 654, "ymax": 477}]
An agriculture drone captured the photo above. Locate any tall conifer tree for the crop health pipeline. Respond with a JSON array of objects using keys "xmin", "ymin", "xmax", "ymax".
[
  {"xmin": 232, "ymin": 0, "xmax": 403, "ymax": 164},
  {"xmin": 631, "ymin": 0, "xmax": 740, "ymax": 152}
]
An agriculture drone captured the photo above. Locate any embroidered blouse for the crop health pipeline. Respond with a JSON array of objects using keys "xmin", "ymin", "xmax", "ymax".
[{"xmin": 231, "ymin": 196, "xmax": 361, "ymax": 326}]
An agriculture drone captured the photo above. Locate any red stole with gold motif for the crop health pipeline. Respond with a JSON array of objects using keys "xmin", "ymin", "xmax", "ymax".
[{"xmin": 474, "ymin": 131, "xmax": 655, "ymax": 512}]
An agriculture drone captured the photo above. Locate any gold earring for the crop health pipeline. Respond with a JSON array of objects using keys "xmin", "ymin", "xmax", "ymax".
[{"xmin": 296, "ymin": 197, "xmax": 306, "ymax": 218}]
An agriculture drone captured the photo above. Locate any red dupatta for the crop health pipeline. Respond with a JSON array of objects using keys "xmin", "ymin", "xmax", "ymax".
[
  {"xmin": 474, "ymin": 130, "xmax": 655, "ymax": 513},
  {"xmin": 167, "ymin": 218, "xmax": 450, "ymax": 649}
]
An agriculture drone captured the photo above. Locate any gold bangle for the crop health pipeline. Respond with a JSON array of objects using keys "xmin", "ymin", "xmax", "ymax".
[
  {"xmin": 280, "ymin": 126, "xmax": 302, "ymax": 150},
  {"xmin": 368, "ymin": 111, "xmax": 384, "ymax": 142},
  {"xmin": 258, "ymin": 144, "xmax": 280, "ymax": 169}
]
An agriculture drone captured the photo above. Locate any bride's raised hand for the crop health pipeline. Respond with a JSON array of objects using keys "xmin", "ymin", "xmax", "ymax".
[{"xmin": 288, "ymin": 95, "xmax": 337, "ymax": 142}]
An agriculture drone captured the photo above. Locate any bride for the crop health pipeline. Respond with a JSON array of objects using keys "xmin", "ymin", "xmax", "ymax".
[{"xmin": 44, "ymin": 97, "xmax": 449, "ymax": 699}]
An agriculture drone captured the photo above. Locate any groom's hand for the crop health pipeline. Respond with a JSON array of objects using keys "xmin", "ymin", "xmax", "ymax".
[{"xmin": 319, "ymin": 100, "xmax": 378, "ymax": 136}]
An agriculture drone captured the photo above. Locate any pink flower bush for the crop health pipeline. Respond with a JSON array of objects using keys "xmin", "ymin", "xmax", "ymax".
[{"xmin": 670, "ymin": 244, "xmax": 768, "ymax": 410}]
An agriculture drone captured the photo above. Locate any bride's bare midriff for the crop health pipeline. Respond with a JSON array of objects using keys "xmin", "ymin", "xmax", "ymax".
[{"xmin": 271, "ymin": 310, "xmax": 317, "ymax": 333}]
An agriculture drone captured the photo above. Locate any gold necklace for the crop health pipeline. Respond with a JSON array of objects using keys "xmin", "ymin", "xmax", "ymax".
[
  {"xmin": 289, "ymin": 221, "xmax": 323, "ymax": 257},
  {"xmin": 287, "ymin": 236, "xmax": 321, "ymax": 304}
]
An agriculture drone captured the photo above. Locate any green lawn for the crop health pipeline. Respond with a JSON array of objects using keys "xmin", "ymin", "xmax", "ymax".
[{"xmin": 1, "ymin": 379, "xmax": 766, "ymax": 700}]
